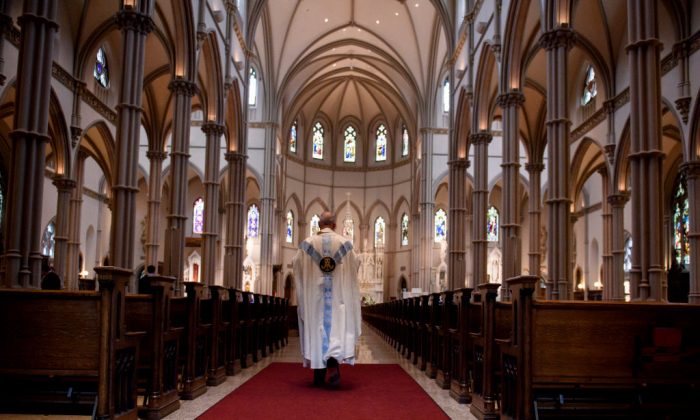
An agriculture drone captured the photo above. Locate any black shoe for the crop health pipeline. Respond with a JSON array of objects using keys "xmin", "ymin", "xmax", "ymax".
[
  {"xmin": 313, "ymin": 368, "xmax": 326, "ymax": 386},
  {"xmin": 326, "ymin": 358, "xmax": 340, "ymax": 386}
]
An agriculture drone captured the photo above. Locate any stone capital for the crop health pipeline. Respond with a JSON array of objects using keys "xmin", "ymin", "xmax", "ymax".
[
  {"xmin": 607, "ymin": 192, "xmax": 630, "ymax": 207},
  {"xmin": 146, "ymin": 150, "xmax": 168, "ymax": 161},
  {"xmin": 201, "ymin": 122, "xmax": 226, "ymax": 137},
  {"xmin": 168, "ymin": 78, "xmax": 197, "ymax": 97},
  {"xmin": 681, "ymin": 160, "xmax": 700, "ymax": 179},
  {"xmin": 469, "ymin": 131, "xmax": 493, "ymax": 145},
  {"xmin": 52, "ymin": 176, "xmax": 76, "ymax": 192},
  {"xmin": 449, "ymin": 159, "xmax": 470, "ymax": 169},
  {"xmin": 525, "ymin": 162, "xmax": 544, "ymax": 173},
  {"xmin": 539, "ymin": 27, "xmax": 576, "ymax": 51},
  {"xmin": 496, "ymin": 90, "xmax": 525, "ymax": 109},
  {"xmin": 225, "ymin": 151, "xmax": 247, "ymax": 162},
  {"xmin": 115, "ymin": 9, "xmax": 154, "ymax": 34}
]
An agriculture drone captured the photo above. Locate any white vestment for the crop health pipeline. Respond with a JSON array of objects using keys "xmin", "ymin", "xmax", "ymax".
[{"xmin": 292, "ymin": 227, "xmax": 361, "ymax": 369}]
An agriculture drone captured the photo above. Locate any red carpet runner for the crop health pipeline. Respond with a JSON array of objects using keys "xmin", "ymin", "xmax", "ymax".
[{"xmin": 198, "ymin": 362, "xmax": 450, "ymax": 419}]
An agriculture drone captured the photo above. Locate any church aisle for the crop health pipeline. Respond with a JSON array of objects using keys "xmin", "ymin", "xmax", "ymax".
[{"xmin": 167, "ymin": 322, "xmax": 475, "ymax": 419}]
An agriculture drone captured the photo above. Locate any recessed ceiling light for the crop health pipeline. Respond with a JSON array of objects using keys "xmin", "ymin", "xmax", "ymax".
[
  {"xmin": 357, "ymin": 28, "xmax": 361, "ymax": 32},
  {"xmin": 395, "ymin": 12, "xmax": 399, "ymax": 16},
  {"xmin": 333, "ymin": 63, "xmax": 336, "ymax": 67},
  {"xmin": 324, "ymin": 18, "xmax": 329, "ymax": 23},
  {"xmin": 376, "ymin": 20, "xmax": 380, "ymax": 24},
  {"xmin": 415, "ymin": 3, "xmax": 419, "ymax": 7},
  {"xmin": 342, "ymin": 28, "xmax": 346, "ymax": 32}
]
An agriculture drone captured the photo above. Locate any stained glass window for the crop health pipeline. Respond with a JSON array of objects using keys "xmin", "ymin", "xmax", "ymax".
[
  {"xmin": 442, "ymin": 78, "xmax": 450, "ymax": 113},
  {"xmin": 486, "ymin": 206, "xmax": 499, "ymax": 242},
  {"xmin": 248, "ymin": 68, "xmax": 257, "ymax": 106},
  {"xmin": 435, "ymin": 209, "xmax": 447, "ymax": 243},
  {"xmin": 344, "ymin": 125, "xmax": 356, "ymax": 162},
  {"xmin": 343, "ymin": 216, "xmax": 354, "ymax": 242},
  {"xmin": 312, "ymin": 122, "xmax": 324, "ymax": 160},
  {"xmin": 673, "ymin": 173, "xmax": 690, "ymax": 267},
  {"xmin": 247, "ymin": 204, "xmax": 259, "ymax": 238},
  {"xmin": 41, "ymin": 221, "xmax": 55, "ymax": 258},
  {"xmin": 401, "ymin": 213, "xmax": 409, "ymax": 246},
  {"xmin": 623, "ymin": 236, "xmax": 632, "ymax": 273},
  {"xmin": 193, "ymin": 198, "xmax": 204, "ymax": 234},
  {"xmin": 376, "ymin": 124, "xmax": 387, "ymax": 161},
  {"xmin": 581, "ymin": 65, "xmax": 597, "ymax": 106},
  {"xmin": 289, "ymin": 120, "xmax": 297, "ymax": 153},
  {"xmin": 402, "ymin": 124, "xmax": 409, "ymax": 157},
  {"xmin": 310, "ymin": 214, "xmax": 320, "ymax": 236},
  {"xmin": 93, "ymin": 47, "xmax": 109, "ymax": 88},
  {"xmin": 286, "ymin": 210, "xmax": 294, "ymax": 243},
  {"xmin": 375, "ymin": 217, "xmax": 386, "ymax": 248}
]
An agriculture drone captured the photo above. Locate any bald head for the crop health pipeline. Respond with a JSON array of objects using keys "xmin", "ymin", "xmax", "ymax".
[{"xmin": 318, "ymin": 211, "xmax": 336, "ymax": 230}]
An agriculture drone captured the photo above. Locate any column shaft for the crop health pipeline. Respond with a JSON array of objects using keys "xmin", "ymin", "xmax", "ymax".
[
  {"xmin": 682, "ymin": 162, "xmax": 700, "ymax": 303},
  {"xmin": 609, "ymin": 193, "xmax": 629, "ymax": 301},
  {"xmin": 525, "ymin": 163, "xmax": 544, "ymax": 277},
  {"xmin": 224, "ymin": 152, "xmax": 246, "ymax": 288},
  {"xmin": 471, "ymin": 132, "xmax": 492, "ymax": 288},
  {"xmin": 3, "ymin": 0, "xmax": 58, "ymax": 288},
  {"xmin": 145, "ymin": 150, "xmax": 167, "ymax": 268},
  {"xmin": 52, "ymin": 177, "xmax": 76, "ymax": 288},
  {"xmin": 201, "ymin": 123, "xmax": 224, "ymax": 285},
  {"xmin": 420, "ymin": 128, "xmax": 435, "ymax": 292},
  {"xmin": 626, "ymin": 0, "xmax": 665, "ymax": 301},
  {"xmin": 448, "ymin": 159, "xmax": 469, "ymax": 290},
  {"xmin": 66, "ymin": 153, "xmax": 86, "ymax": 290},
  {"xmin": 259, "ymin": 122, "xmax": 278, "ymax": 295}
]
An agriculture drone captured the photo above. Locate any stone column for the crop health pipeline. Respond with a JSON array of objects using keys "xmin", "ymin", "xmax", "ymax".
[
  {"xmin": 598, "ymin": 168, "xmax": 613, "ymax": 300},
  {"xmin": 386, "ymin": 222, "xmax": 397, "ymax": 298},
  {"xmin": 682, "ymin": 161, "xmax": 700, "ymax": 303},
  {"xmin": 411, "ymin": 212, "xmax": 420, "ymax": 286},
  {"xmin": 471, "ymin": 132, "xmax": 492, "ymax": 287},
  {"xmin": 223, "ymin": 151, "xmax": 246, "ymax": 289},
  {"xmin": 627, "ymin": 0, "xmax": 665, "ymax": 301},
  {"xmin": 498, "ymin": 90, "xmax": 525, "ymax": 281},
  {"xmin": 608, "ymin": 192, "xmax": 629, "ymax": 301},
  {"xmin": 163, "ymin": 78, "xmax": 196, "ymax": 293},
  {"xmin": 259, "ymin": 122, "xmax": 278, "ymax": 295},
  {"xmin": 540, "ymin": 27, "xmax": 575, "ymax": 300},
  {"xmin": 2, "ymin": 0, "xmax": 58, "ymax": 288},
  {"xmin": 109, "ymin": 2, "xmax": 154, "ymax": 272},
  {"xmin": 448, "ymin": 159, "xmax": 469, "ymax": 290},
  {"xmin": 144, "ymin": 150, "xmax": 167, "ymax": 269},
  {"xmin": 52, "ymin": 177, "xmax": 76, "ymax": 288},
  {"xmin": 419, "ymin": 128, "xmax": 435, "ymax": 292},
  {"xmin": 66, "ymin": 152, "xmax": 86, "ymax": 290},
  {"xmin": 525, "ymin": 163, "xmax": 544, "ymax": 278},
  {"xmin": 201, "ymin": 122, "xmax": 224, "ymax": 285}
]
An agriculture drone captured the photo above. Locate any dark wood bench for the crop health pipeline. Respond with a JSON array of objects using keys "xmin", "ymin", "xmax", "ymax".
[{"xmin": 0, "ymin": 266, "xmax": 142, "ymax": 419}]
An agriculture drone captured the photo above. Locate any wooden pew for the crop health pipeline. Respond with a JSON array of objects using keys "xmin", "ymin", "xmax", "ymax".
[
  {"xmin": 239, "ymin": 291, "xmax": 256, "ymax": 367},
  {"xmin": 225, "ymin": 289, "xmax": 242, "ymax": 375},
  {"xmin": 499, "ymin": 276, "xmax": 700, "ymax": 420},
  {"xmin": 424, "ymin": 293, "xmax": 440, "ymax": 378},
  {"xmin": 125, "ymin": 275, "xmax": 183, "ymax": 419},
  {"xmin": 449, "ymin": 287, "xmax": 474, "ymax": 403},
  {"xmin": 206, "ymin": 285, "xmax": 229, "ymax": 386},
  {"xmin": 435, "ymin": 290, "xmax": 454, "ymax": 389},
  {"xmin": 0, "ymin": 266, "xmax": 142, "ymax": 419}
]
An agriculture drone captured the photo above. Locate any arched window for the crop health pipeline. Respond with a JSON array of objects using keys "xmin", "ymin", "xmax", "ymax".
[
  {"xmin": 374, "ymin": 217, "xmax": 386, "ymax": 248},
  {"xmin": 310, "ymin": 214, "xmax": 320, "ymax": 236},
  {"xmin": 434, "ymin": 208, "xmax": 447, "ymax": 242},
  {"xmin": 486, "ymin": 206, "xmax": 499, "ymax": 242},
  {"xmin": 581, "ymin": 65, "xmax": 597, "ymax": 106},
  {"xmin": 312, "ymin": 122, "xmax": 324, "ymax": 160},
  {"xmin": 41, "ymin": 220, "xmax": 56, "ymax": 258},
  {"xmin": 247, "ymin": 204, "xmax": 259, "ymax": 238},
  {"xmin": 673, "ymin": 173, "xmax": 690, "ymax": 267},
  {"xmin": 248, "ymin": 67, "xmax": 257, "ymax": 106},
  {"xmin": 289, "ymin": 120, "xmax": 297, "ymax": 153},
  {"xmin": 401, "ymin": 124, "xmax": 409, "ymax": 157},
  {"xmin": 375, "ymin": 124, "xmax": 387, "ymax": 161},
  {"xmin": 193, "ymin": 198, "xmax": 205, "ymax": 234},
  {"xmin": 285, "ymin": 210, "xmax": 294, "ymax": 243},
  {"xmin": 93, "ymin": 47, "xmax": 109, "ymax": 88},
  {"xmin": 343, "ymin": 125, "xmax": 357, "ymax": 162},
  {"xmin": 343, "ymin": 215, "xmax": 354, "ymax": 242},
  {"xmin": 442, "ymin": 78, "xmax": 450, "ymax": 113},
  {"xmin": 401, "ymin": 213, "xmax": 409, "ymax": 246}
]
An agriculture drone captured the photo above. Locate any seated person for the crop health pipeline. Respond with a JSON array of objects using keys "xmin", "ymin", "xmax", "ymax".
[
  {"xmin": 41, "ymin": 267, "xmax": 61, "ymax": 290},
  {"xmin": 138, "ymin": 264, "xmax": 157, "ymax": 294}
]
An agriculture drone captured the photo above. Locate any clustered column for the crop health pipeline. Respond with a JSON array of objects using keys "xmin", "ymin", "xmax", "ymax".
[
  {"xmin": 52, "ymin": 177, "xmax": 76, "ymax": 287},
  {"xmin": 224, "ymin": 151, "xmax": 246, "ymax": 289},
  {"xmin": 609, "ymin": 192, "xmax": 629, "ymax": 301},
  {"xmin": 525, "ymin": 162, "xmax": 544, "ymax": 278},
  {"xmin": 498, "ymin": 90, "xmax": 525, "ymax": 282},
  {"xmin": 448, "ymin": 158, "xmax": 469, "ymax": 290},
  {"xmin": 163, "ymin": 78, "xmax": 196, "ymax": 292},
  {"xmin": 2, "ymin": 0, "xmax": 58, "ymax": 288},
  {"xmin": 109, "ymin": 2, "xmax": 154, "ymax": 272},
  {"xmin": 540, "ymin": 27, "xmax": 575, "ymax": 300},
  {"xmin": 470, "ymin": 132, "xmax": 493, "ymax": 287},
  {"xmin": 626, "ymin": 0, "xmax": 665, "ymax": 301},
  {"xmin": 66, "ymin": 152, "xmax": 86, "ymax": 290},
  {"xmin": 598, "ymin": 168, "xmax": 613, "ymax": 300},
  {"xmin": 419, "ymin": 128, "xmax": 435, "ymax": 292},
  {"xmin": 682, "ymin": 161, "xmax": 700, "ymax": 303},
  {"xmin": 145, "ymin": 149, "xmax": 167, "ymax": 269},
  {"xmin": 201, "ymin": 122, "xmax": 225, "ymax": 285}
]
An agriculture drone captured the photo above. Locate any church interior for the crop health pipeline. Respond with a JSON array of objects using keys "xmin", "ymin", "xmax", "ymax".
[{"xmin": 1, "ymin": 0, "xmax": 700, "ymax": 418}]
